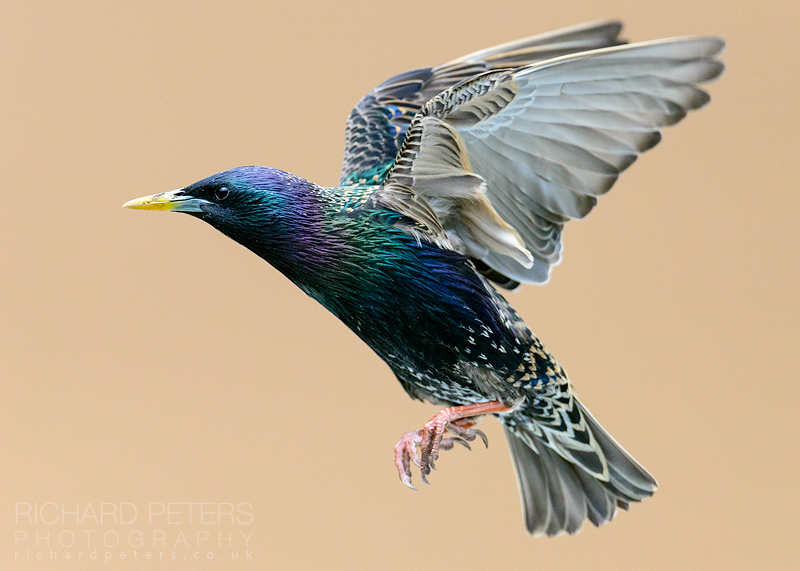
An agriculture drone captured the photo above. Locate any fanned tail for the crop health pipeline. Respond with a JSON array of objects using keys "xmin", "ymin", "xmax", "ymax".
[{"xmin": 504, "ymin": 397, "xmax": 657, "ymax": 536}]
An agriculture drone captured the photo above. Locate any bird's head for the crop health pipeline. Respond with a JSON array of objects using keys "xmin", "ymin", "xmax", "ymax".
[
  {"xmin": 125, "ymin": 166, "xmax": 299, "ymax": 221},
  {"xmin": 124, "ymin": 166, "xmax": 323, "ymax": 255}
]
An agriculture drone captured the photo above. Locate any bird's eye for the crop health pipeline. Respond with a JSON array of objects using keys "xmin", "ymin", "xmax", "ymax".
[{"xmin": 215, "ymin": 186, "xmax": 230, "ymax": 201}]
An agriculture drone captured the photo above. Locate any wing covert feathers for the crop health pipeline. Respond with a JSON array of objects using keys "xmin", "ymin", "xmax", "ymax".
[{"xmin": 387, "ymin": 116, "xmax": 533, "ymax": 266}]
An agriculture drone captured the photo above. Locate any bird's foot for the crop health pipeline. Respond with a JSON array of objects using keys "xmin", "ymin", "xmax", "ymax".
[
  {"xmin": 393, "ymin": 424, "xmax": 475, "ymax": 489},
  {"xmin": 393, "ymin": 400, "xmax": 512, "ymax": 489}
]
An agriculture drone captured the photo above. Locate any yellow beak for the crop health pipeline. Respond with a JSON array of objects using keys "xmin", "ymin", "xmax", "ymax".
[{"xmin": 123, "ymin": 189, "xmax": 208, "ymax": 212}]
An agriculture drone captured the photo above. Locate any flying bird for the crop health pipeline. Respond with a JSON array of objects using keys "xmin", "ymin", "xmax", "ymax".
[{"xmin": 125, "ymin": 21, "xmax": 724, "ymax": 536}]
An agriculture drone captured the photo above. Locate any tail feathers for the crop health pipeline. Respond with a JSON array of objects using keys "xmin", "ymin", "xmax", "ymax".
[{"xmin": 504, "ymin": 399, "xmax": 657, "ymax": 536}]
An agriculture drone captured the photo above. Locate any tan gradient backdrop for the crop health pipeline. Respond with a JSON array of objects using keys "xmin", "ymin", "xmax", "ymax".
[{"xmin": 1, "ymin": 1, "xmax": 797, "ymax": 569}]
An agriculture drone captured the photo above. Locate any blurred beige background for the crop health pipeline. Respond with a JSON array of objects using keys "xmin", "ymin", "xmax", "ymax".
[{"xmin": 1, "ymin": 1, "xmax": 797, "ymax": 569}]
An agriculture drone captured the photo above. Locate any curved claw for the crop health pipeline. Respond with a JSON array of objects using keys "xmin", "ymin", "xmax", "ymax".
[
  {"xmin": 440, "ymin": 437, "xmax": 471, "ymax": 451},
  {"xmin": 447, "ymin": 422, "xmax": 489, "ymax": 447},
  {"xmin": 400, "ymin": 474, "xmax": 417, "ymax": 491}
]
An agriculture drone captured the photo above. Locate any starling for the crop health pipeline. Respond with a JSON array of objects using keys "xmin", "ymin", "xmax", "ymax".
[{"xmin": 125, "ymin": 21, "xmax": 724, "ymax": 536}]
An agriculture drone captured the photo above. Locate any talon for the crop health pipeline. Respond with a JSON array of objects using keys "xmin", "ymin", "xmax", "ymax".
[
  {"xmin": 445, "ymin": 421, "xmax": 490, "ymax": 449},
  {"xmin": 400, "ymin": 474, "xmax": 417, "ymax": 491},
  {"xmin": 440, "ymin": 437, "xmax": 471, "ymax": 451},
  {"xmin": 475, "ymin": 429, "xmax": 488, "ymax": 449},
  {"xmin": 392, "ymin": 401, "xmax": 510, "ymax": 488}
]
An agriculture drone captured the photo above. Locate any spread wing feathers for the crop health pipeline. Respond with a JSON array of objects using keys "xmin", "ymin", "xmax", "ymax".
[
  {"xmin": 383, "ymin": 36, "xmax": 725, "ymax": 286},
  {"xmin": 505, "ymin": 391, "xmax": 658, "ymax": 536},
  {"xmin": 339, "ymin": 21, "xmax": 626, "ymax": 186},
  {"xmin": 385, "ymin": 116, "xmax": 534, "ymax": 266}
]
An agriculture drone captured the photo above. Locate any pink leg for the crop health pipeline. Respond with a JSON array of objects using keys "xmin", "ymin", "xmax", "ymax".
[{"xmin": 393, "ymin": 401, "xmax": 512, "ymax": 489}]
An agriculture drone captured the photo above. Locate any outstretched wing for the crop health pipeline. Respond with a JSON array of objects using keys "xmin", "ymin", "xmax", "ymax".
[
  {"xmin": 340, "ymin": 21, "xmax": 626, "ymax": 186},
  {"xmin": 381, "ymin": 36, "xmax": 725, "ymax": 287}
]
